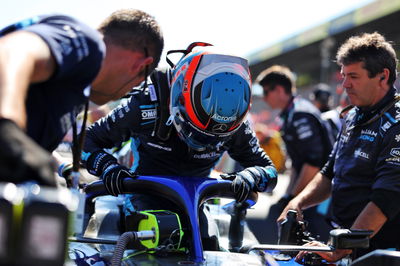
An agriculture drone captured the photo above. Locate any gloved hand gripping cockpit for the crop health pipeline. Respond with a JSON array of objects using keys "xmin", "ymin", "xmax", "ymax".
[
  {"xmin": 84, "ymin": 150, "xmax": 137, "ymax": 196},
  {"xmin": 221, "ymin": 166, "xmax": 277, "ymax": 203}
]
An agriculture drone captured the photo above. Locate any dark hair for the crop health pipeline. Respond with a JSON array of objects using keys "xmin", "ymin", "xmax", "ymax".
[
  {"xmin": 311, "ymin": 83, "xmax": 331, "ymax": 102},
  {"xmin": 336, "ymin": 32, "xmax": 398, "ymax": 85},
  {"xmin": 256, "ymin": 65, "xmax": 296, "ymax": 95},
  {"xmin": 98, "ymin": 9, "xmax": 164, "ymax": 72}
]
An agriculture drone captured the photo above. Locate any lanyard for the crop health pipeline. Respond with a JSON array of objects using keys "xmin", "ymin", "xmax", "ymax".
[
  {"xmin": 341, "ymin": 95, "xmax": 400, "ymax": 135},
  {"xmin": 71, "ymin": 100, "xmax": 89, "ymax": 188}
]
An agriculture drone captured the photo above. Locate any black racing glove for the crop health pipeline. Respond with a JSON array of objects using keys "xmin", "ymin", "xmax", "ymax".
[
  {"xmin": 100, "ymin": 163, "xmax": 136, "ymax": 196},
  {"xmin": 221, "ymin": 166, "xmax": 278, "ymax": 203},
  {"xmin": 85, "ymin": 150, "xmax": 136, "ymax": 196},
  {"xmin": 0, "ymin": 119, "xmax": 57, "ymax": 186}
]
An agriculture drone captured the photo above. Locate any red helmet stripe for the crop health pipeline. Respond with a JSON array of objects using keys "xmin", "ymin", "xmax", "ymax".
[{"xmin": 182, "ymin": 52, "xmax": 208, "ymax": 129}]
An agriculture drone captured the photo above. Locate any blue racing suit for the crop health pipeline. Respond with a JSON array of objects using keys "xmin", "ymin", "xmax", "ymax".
[
  {"xmin": 321, "ymin": 87, "xmax": 400, "ymax": 251},
  {"xmin": 83, "ymin": 69, "xmax": 275, "ymax": 179},
  {"xmin": 0, "ymin": 14, "xmax": 105, "ymax": 151}
]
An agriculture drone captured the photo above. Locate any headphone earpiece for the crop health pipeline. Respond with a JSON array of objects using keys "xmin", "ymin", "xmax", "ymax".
[{"xmin": 380, "ymin": 76, "xmax": 385, "ymax": 81}]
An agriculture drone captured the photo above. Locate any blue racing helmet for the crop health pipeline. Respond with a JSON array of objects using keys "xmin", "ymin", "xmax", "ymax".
[{"xmin": 169, "ymin": 47, "xmax": 252, "ymax": 151}]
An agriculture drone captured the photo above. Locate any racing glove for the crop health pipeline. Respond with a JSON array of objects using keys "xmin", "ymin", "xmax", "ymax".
[
  {"xmin": 85, "ymin": 150, "xmax": 136, "ymax": 196},
  {"xmin": 221, "ymin": 166, "xmax": 278, "ymax": 203},
  {"xmin": 0, "ymin": 119, "xmax": 57, "ymax": 186}
]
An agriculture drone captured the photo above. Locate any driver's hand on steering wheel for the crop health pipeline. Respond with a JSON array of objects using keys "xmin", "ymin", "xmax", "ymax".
[{"xmin": 101, "ymin": 164, "xmax": 137, "ymax": 196}]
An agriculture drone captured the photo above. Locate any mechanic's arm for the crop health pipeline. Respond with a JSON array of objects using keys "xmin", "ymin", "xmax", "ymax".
[
  {"xmin": 351, "ymin": 202, "xmax": 387, "ymax": 237},
  {"xmin": 290, "ymin": 163, "xmax": 320, "ymax": 196},
  {"xmin": 277, "ymin": 172, "xmax": 332, "ymax": 223},
  {"xmin": 0, "ymin": 31, "xmax": 55, "ymax": 128},
  {"xmin": 0, "ymin": 31, "xmax": 57, "ymax": 186}
]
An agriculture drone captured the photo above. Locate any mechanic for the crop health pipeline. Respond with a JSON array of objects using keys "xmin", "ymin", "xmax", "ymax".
[
  {"xmin": 79, "ymin": 43, "xmax": 278, "ymax": 250},
  {"xmin": 0, "ymin": 9, "xmax": 163, "ymax": 186},
  {"xmin": 278, "ymin": 32, "xmax": 400, "ymax": 262},
  {"xmin": 256, "ymin": 65, "xmax": 335, "ymax": 240},
  {"xmin": 310, "ymin": 83, "xmax": 342, "ymax": 138}
]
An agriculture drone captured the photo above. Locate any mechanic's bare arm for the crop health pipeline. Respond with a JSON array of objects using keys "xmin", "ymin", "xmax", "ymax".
[
  {"xmin": 351, "ymin": 202, "xmax": 387, "ymax": 238},
  {"xmin": 291, "ymin": 163, "xmax": 321, "ymax": 196},
  {"xmin": 0, "ymin": 31, "xmax": 56, "ymax": 128},
  {"xmin": 277, "ymin": 172, "xmax": 331, "ymax": 223}
]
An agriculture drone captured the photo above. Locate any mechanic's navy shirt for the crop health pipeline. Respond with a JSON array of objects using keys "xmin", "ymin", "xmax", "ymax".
[
  {"xmin": 83, "ymin": 70, "xmax": 274, "ymax": 178},
  {"xmin": 1, "ymin": 15, "xmax": 105, "ymax": 151},
  {"xmin": 321, "ymin": 87, "xmax": 400, "ymax": 247},
  {"xmin": 279, "ymin": 97, "xmax": 334, "ymax": 174}
]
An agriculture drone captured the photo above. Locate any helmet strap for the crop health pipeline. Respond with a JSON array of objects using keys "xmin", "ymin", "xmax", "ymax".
[{"xmin": 150, "ymin": 70, "xmax": 174, "ymax": 141}]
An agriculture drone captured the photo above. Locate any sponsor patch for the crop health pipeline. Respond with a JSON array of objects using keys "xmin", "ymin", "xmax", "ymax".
[
  {"xmin": 212, "ymin": 124, "xmax": 228, "ymax": 133},
  {"xmin": 359, "ymin": 135, "xmax": 374, "ymax": 142},
  {"xmin": 390, "ymin": 148, "xmax": 400, "ymax": 157},
  {"xmin": 354, "ymin": 148, "xmax": 369, "ymax": 160},
  {"xmin": 249, "ymin": 136, "xmax": 258, "ymax": 146},
  {"xmin": 148, "ymin": 84, "xmax": 157, "ymax": 101},
  {"xmin": 211, "ymin": 114, "xmax": 236, "ymax": 122},
  {"xmin": 386, "ymin": 156, "xmax": 400, "ymax": 166},
  {"xmin": 298, "ymin": 130, "xmax": 313, "ymax": 139},
  {"xmin": 296, "ymin": 125, "xmax": 311, "ymax": 135},
  {"xmin": 361, "ymin": 129, "xmax": 377, "ymax": 137},
  {"xmin": 141, "ymin": 109, "xmax": 157, "ymax": 120},
  {"xmin": 215, "ymin": 141, "xmax": 224, "ymax": 151},
  {"xmin": 193, "ymin": 152, "xmax": 219, "ymax": 159},
  {"xmin": 293, "ymin": 118, "xmax": 308, "ymax": 127},
  {"xmin": 381, "ymin": 121, "xmax": 392, "ymax": 132},
  {"xmin": 147, "ymin": 142, "xmax": 171, "ymax": 151}
]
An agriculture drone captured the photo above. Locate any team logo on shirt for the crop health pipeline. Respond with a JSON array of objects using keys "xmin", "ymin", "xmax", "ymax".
[
  {"xmin": 354, "ymin": 148, "xmax": 369, "ymax": 160},
  {"xmin": 359, "ymin": 129, "xmax": 377, "ymax": 142}
]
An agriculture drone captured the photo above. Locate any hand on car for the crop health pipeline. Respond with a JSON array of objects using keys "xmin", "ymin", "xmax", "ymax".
[
  {"xmin": 276, "ymin": 198, "xmax": 304, "ymax": 224},
  {"xmin": 295, "ymin": 241, "xmax": 352, "ymax": 263},
  {"xmin": 101, "ymin": 164, "xmax": 136, "ymax": 196},
  {"xmin": 221, "ymin": 171, "xmax": 255, "ymax": 203}
]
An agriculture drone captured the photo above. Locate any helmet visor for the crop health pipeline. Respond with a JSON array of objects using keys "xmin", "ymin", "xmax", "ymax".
[{"xmin": 172, "ymin": 107, "xmax": 229, "ymax": 151}]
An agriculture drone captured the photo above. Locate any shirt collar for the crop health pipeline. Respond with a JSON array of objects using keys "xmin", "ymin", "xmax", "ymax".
[{"xmin": 355, "ymin": 86, "xmax": 397, "ymax": 123}]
